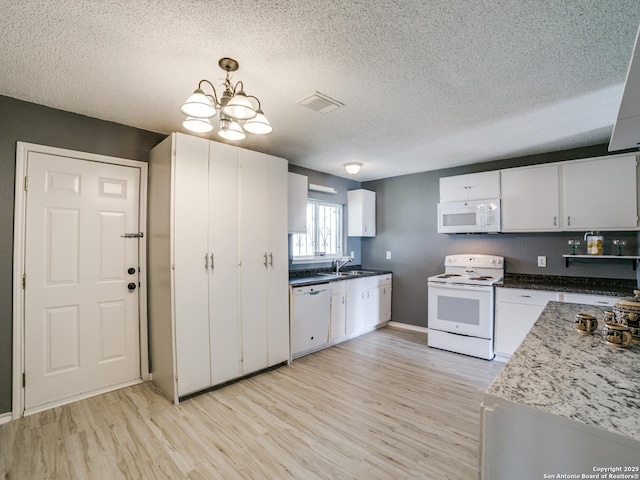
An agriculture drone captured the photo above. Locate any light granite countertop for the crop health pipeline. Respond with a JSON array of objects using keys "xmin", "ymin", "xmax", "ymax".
[{"xmin": 487, "ymin": 301, "xmax": 640, "ymax": 441}]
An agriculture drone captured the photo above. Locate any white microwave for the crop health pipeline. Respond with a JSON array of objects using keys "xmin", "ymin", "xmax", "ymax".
[{"xmin": 437, "ymin": 198, "xmax": 501, "ymax": 233}]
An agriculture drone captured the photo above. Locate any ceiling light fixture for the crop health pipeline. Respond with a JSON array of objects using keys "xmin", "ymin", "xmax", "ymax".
[
  {"xmin": 344, "ymin": 162, "xmax": 362, "ymax": 175},
  {"xmin": 180, "ymin": 57, "xmax": 272, "ymax": 140}
]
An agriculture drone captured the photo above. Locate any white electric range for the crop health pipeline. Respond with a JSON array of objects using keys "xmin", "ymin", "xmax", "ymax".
[{"xmin": 427, "ymin": 254, "xmax": 504, "ymax": 360}]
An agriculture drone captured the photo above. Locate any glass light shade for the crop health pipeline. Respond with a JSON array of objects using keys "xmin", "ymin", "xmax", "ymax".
[
  {"xmin": 183, "ymin": 116, "xmax": 214, "ymax": 133},
  {"xmin": 221, "ymin": 91, "xmax": 256, "ymax": 120},
  {"xmin": 218, "ymin": 120, "xmax": 246, "ymax": 141},
  {"xmin": 242, "ymin": 110, "xmax": 273, "ymax": 135},
  {"xmin": 344, "ymin": 162, "xmax": 362, "ymax": 175},
  {"xmin": 180, "ymin": 89, "xmax": 216, "ymax": 118}
]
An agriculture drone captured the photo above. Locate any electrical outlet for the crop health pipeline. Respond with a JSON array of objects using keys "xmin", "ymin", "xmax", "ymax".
[
  {"xmin": 386, "ymin": 251, "xmax": 391, "ymax": 260},
  {"xmin": 538, "ymin": 256, "xmax": 547, "ymax": 267},
  {"xmin": 350, "ymin": 251, "xmax": 354, "ymax": 259}
]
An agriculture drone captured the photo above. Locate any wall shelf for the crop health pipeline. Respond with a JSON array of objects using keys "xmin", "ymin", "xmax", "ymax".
[{"xmin": 563, "ymin": 254, "xmax": 640, "ymax": 270}]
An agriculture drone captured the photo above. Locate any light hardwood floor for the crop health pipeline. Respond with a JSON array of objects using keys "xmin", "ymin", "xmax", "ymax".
[{"xmin": 0, "ymin": 327, "xmax": 503, "ymax": 479}]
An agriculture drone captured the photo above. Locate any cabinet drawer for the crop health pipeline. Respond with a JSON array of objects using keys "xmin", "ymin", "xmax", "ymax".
[
  {"xmin": 496, "ymin": 288, "xmax": 558, "ymax": 306},
  {"xmin": 331, "ymin": 280, "xmax": 347, "ymax": 294},
  {"xmin": 560, "ymin": 293, "xmax": 618, "ymax": 307}
]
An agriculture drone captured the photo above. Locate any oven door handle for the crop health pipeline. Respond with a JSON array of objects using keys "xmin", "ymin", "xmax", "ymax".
[{"xmin": 428, "ymin": 282, "xmax": 492, "ymax": 291}]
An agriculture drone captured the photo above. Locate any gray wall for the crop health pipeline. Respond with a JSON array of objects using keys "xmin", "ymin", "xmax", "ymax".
[
  {"xmin": 287, "ymin": 164, "xmax": 362, "ymax": 269},
  {"xmin": 362, "ymin": 144, "xmax": 640, "ymax": 328},
  {"xmin": 0, "ymin": 95, "xmax": 165, "ymax": 414}
]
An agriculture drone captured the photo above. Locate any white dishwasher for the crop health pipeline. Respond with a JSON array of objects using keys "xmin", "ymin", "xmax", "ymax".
[{"xmin": 291, "ymin": 284, "xmax": 331, "ymax": 358}]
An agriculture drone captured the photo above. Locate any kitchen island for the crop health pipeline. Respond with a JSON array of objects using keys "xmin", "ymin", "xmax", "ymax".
[{"xmin": 480, "ymin": 301, "xmax": 640, "ymax": 479}]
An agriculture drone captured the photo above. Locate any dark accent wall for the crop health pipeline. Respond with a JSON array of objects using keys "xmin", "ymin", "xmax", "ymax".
[
  {"xmin": 362, "ymin": 145, "xmax": 640, "ymax": 328},
  {"xmin": 0, "ymin": 95, "xmax": 166, "ymax": 414}
]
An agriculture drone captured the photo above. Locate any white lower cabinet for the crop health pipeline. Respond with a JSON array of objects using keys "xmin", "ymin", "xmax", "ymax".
[
  {"xmin": 291, "ymin": 274, "xmax": 392, "ymax": 357},
  {"xmin": 365, "ymin": 274, "xmax": 393, "ymax": 328},
  {"xmin": 380, "ymin": 274, "xmax": 392, "ymax": 323},
  {"xmin": 559, "ymin": 292, "xmax": 618, "ymax": 307},
  {"xmin": 148, "ymin": 133, "xmax": 289, "ymax": 403},
  {"xmin": 346, "ymin": 277, "xmax": 367, "ymax": 335},
  {"xmin": 495, "ymin": 288, "xmax": 622, "ymax": 362},
  {"xmin": 330, "ymin": 281, "xmax": 347, "ymax": 341},
  {"xmin": 494, "ymin": 288, "xmax": 558, "ymax": 362}
]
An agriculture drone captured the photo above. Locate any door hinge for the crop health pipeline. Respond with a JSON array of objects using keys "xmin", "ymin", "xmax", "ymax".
[
  {"xmin": 24, "ymin": 176, "xmax": 28, "ymax": 191},
  {"xmin": 22, "ymin": 274, "xmax": 26, "ymax": 289},
  {"xmin": 22, "ymin": 372, "xmax": 26, "ymax": 387}
]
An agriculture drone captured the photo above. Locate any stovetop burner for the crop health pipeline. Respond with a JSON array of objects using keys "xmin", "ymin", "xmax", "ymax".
[{"xmin": 428, "ymin": 254, "xmax": 505, "ymax": 287}]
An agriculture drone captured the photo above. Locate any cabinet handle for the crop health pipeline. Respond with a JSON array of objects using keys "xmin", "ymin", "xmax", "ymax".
[
  {"xmin": 210, "ymin": 254, "xmax": 214, "ymax": 271},
  {"xmin": 520, "ymin": 295, "xmax": 532, "ymax": 298},
  {"xmin": 596, "ymin": 301, "xmax": 609, "ymax": 305},
  {"xmin": 342, "ymin": 296, "xmax": 345, "ymax": 304},
  {"xmin": 567, "ymin": 216, "xmax": 571, "ymax": 226},
  {"xmin": 263, "ymin": 253, "xmax": 268, "ymax": 269},
  {"xmin": 362, "ymin": 292, "xmax": 365, "ymax": 299},
  {"xmin": 553, "ymin": 216, "xmax": 557, "ymax": 226},
  {"xmin": 204, "ymin": 254, "xmax": 208, "ymax": 269},
  {"xmin": 269, "ymin": 253, "xmax": 273, "ymax": 267}
]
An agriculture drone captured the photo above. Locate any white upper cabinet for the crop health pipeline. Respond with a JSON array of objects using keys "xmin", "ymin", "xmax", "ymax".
[
  {"xmin": 348, "ymin": 189, "xmax": 376, "ymax": 237},
  {"xmin": 287, "ymin": 172, "xmax": 307, "ymax": 234},
  {"xmin": 500, "ymin": 154, "xmax": 639, "ymax": 232},
  {"xmin": 439, "ymin": 171, "xmax": 500, "ymax": 203},
  {"xmin": 501, "ymin": 164, "xmax": 560, "ymax": 232},
  {"xmin": 562, "ymin": 155, "xmax": 638, "ymax": 230}
]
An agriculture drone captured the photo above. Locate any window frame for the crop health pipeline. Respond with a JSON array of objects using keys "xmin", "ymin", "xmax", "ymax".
[{"xmin": 291, "ymin": 199, "xmax": 345, "ymax": 264}]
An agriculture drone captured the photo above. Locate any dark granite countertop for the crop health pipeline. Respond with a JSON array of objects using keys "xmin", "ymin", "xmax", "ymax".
[
  {"xmin": 289, "ymin": 265, "xmax": 392, "ymax": 287},
  {"xmin": 497, "ymin": 273, "xmax": 637, "ymax": 297}
]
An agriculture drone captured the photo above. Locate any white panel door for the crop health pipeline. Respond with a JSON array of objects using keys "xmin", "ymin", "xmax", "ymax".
[
  {"xmin": 173, "ymin": 133, "xmax": 211, "ymax": 396},
  {"xmin": 24, "ymin": 152, "xmax": 141, "ymax": 412},
  {"xmin": 238, "ymin": 149, "xmax": 269, "ymax": 375},
  {"xmin": 266, "ymin": 156, "xmax": 290, "ymax": 366},
  {"xmin": 208, "ymin": 141, "xmax": 241, "ymax": 385}
]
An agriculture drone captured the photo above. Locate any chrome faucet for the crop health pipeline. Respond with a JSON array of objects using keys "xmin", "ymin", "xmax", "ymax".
[{"xmin": 335, "ymin": 257, "xmax": 353, "ymax": 274}]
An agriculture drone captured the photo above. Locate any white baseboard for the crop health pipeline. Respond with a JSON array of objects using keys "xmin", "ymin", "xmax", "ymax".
[
  {"xmin": 0, "ymin": 412, "xmax": 12, "ymax": 425},
  {"xmin": 387, "ymin": 321, "xmax": 428, "ymax": 334}
]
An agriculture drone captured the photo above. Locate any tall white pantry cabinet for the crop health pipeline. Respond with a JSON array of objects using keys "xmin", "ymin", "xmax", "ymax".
[{"xmin": 148, "ymin": 132, "xmax": 289, "ymax": 403}]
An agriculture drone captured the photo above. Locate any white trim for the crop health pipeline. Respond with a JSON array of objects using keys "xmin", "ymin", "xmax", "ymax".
[
  {"xmin": 291, "ymin": 255, "xmax": 342, "ymax": 265},
  {"xmin": 12, "ymin": 141, "xmax": 150, "ymax": 421},
  {"xmin": 387, "ymin": 321, "xmax": 429, "ymax": 334},
  {"xmin": 0, "ymin": 412, "xmax": 11, "ymax": 425},
  {"xmin": 24, "ymin": 379, "xmax": 143, "ymax": 417}
]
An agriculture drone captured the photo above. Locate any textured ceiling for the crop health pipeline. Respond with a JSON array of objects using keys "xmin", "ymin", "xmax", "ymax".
[{"xmin": 2, "ymin": 1, "xmax": 640, "ymax": 181}]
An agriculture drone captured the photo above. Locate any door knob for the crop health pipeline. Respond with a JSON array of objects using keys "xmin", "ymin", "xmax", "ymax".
[
  {"xmin": 127, "ymin": 267, "xmax": 136, "ymax": 275},
  {"xmin": 127, "ymin": 282, "xmax": 137, "ymax": 291}
]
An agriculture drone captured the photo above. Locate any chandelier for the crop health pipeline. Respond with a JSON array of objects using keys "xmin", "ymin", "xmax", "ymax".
[{"xmin": 180, "ymin": 57, "xmax": 272, "ymax": 140}]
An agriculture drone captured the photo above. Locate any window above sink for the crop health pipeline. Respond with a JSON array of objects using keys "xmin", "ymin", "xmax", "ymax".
[{"xmin": 291, "ymin": 199, "xmax": 345, "ymax": 264}]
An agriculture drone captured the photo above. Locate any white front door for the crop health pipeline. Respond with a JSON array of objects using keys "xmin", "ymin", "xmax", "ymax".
[{"xmin": 23, "ymin": 151, "xmax": 142, "ymax": 413}]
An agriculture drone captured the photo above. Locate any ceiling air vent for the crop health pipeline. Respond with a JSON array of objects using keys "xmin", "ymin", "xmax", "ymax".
[{"xmin": 295, "ymin": 91, "xmax": 344, "ymax": 114}]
